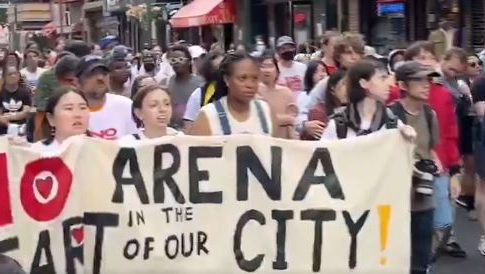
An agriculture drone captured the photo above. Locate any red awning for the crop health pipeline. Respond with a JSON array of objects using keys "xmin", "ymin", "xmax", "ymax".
[{"xmin": 170, "ymin": 0, "xmax": 235, "ymax": 28}]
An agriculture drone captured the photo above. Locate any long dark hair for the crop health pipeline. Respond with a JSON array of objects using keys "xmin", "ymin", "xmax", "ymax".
[
  {"xmin": 346, "ymin": 60, "xmax": 387, "ymax": 103},
  {"xmin": 324, "ymin": 70, "xmax": 346, "ymax": 116},
  {"xmin": 41, "ymin": 87, "xmax": 89, "ymax": 144},
  {"xmin": 304, "ymin": 60, "xmax": 326, "ymax": 93},
  {"xmin": 214, "ymin": 51, "xmax": 258, "ymax": 98},
  {"xmin": 259, "ymin": 50, "xmax": 280, "ymax": 80}
]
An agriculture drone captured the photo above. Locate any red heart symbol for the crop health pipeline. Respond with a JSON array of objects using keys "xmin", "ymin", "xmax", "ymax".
[
  {"xmin": 35, "ymin": 176, "xmax": 53, "ymax": 199},
  {"xmin": 71, "ymin": 227, "xmax": 84, "ymax": 244}
]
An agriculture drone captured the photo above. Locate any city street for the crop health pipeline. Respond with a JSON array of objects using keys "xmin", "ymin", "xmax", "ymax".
[{"xmin": 434, "ymin": 208, "xmax": 485, "ymax": 274}]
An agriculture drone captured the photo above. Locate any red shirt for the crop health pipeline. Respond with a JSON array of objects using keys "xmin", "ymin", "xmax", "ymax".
[{"xmin": 428, "ymin": 83, "xmax": 460, "ymax": 169}]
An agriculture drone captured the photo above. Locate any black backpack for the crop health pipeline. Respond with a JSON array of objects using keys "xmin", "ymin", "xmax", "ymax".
[{"xmin": 333, "ymin": 107, "xmax": 398, "ymax": 139}]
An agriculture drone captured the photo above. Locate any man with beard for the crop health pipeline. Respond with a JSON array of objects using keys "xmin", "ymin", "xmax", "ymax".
[
  {"xmin": 276, "ymin": 36, "xmax": 307, "ymax": 98},
  {"xmin": 77, "ymin": 55, "xmax": 137, "ymax": 140},
  {"xmin": 107, "ymin": 45, "xmax": 131, "ymax": 97}
]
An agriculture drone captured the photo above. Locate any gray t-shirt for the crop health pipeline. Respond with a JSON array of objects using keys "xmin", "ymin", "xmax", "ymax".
[
  {"xmin": 167, "ymin": 75, "xmax": 204, "ymax": 129},
  {"xmin": 404, "ymin": 108, "xmax": 439, "ymax": 211}
]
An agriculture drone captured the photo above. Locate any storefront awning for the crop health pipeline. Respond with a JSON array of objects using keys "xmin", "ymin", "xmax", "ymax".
[{"xmin": 169, "ymin": 0, "xmax": 235, "ymax": 28}]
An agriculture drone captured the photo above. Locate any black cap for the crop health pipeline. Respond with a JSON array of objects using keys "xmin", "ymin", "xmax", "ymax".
[
  {"xmin": 76, "ymin": 55, "xmax": 109, "ymax": 77},
  {"xmin": 395, "ymin": 61, "xmax": 440, "ymax": 82}
]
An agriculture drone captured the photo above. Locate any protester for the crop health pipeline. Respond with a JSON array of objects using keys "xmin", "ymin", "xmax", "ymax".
[
  {"xmin": 388, "ymin": 49, "xmax": 405, "ymax": 72},
  {"xmin": 31, "ymin": 87, "xmax": 89, "ymax": 150},
  {"xmin": 119, "ymin": 85, "xmax": 181, "ymax": 144},
  {"xmin": 20, "ymin": 49, "xmax": 46, "ymax": 91},
  {"xmin": 0, "ymin": 66, "xmax": 32, "ymax": 136},
  {"xmin": 319, "ymin": 31, "xmax": 341, "ymax": 74},
  {"xmin": 305, "ymin": 33, "xmax": 365, "ymax": 117},
  {"xmin": 455, "ymin": 53, "xmax": 483, "ymax": 220},
  {"xmin": 429, "ymin": 20, "xmax": 457, "ymax": 58},
  {"xmin": 166, "ymin": 45, "xmax": 204, "ymax": 130},
  {"xmin": 107, "ymin": 45, "xmax": 131, "ymax": 97},
  {"xmin": 183, "ymin": 51, "xmax": 224, "ymax": 132},
  {"xmin": 403, "ymin": 41, "xmax": 465, "ymax": 260},
  {"xmin": 190, "ymin": 52, "xmax": 274, "ymax": 136},
  {"xmin": 258, "ymin": 51, "xmax": 296, "ymax": 139},
  {"xmin": 323, "ymin": 70, "xmax": 348, "ymax": 116},
  {"xmin": 392, "ymin": 61, "xmax": 441, "ymax": 274},
  {"xmin": 276, "ymin": 36, "xmax": 307, "ymax": 96},
  {"xmin": 470, "ymin": 68, "xmax": 485, "ymax": 255},
  {"xmin": 55, "ymin": 55, "xmax": 80, "ymax": 89},
  {"xmin": 77, "ymin": 55, "xmax": 137, "ymax": 140},
  {"xmin": 297, "ymin": 60, "xmax": 328, "ymax": 139},
  {"xmin": 320, "ymin": 60, "xmax": 415, "ymax": 140}
]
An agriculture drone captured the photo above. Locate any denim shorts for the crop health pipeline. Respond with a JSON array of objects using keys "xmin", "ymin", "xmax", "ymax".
[{"xmin": 433, "ymin": 175, "xmax": 454, "ymax": 230}]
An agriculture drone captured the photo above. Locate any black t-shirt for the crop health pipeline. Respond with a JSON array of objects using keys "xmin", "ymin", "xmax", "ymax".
[
  {"xmin": 471, "ymin": 76, "xmax": 485, "ymax": 103},
  {"xmin": 0, "ymin": 86, "xmax": 32, "ymax": 125}
]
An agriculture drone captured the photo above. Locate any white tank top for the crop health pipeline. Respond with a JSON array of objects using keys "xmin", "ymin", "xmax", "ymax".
[{"xmin": 201, "ymin": 97, "xmax": 273, "ymax": 136}]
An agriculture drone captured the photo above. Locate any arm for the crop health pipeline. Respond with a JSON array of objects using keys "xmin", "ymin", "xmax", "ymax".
[
  {"xmin": 182, "ymin": 88, "xmax": 202, "ymax": 133},
  {"xmin": 5, "ymin": 89, "xmax": 32, "ymax": 122},
  {"xmin": 189, "ymin": 111, "xmax": 212, "ymax": 136}
]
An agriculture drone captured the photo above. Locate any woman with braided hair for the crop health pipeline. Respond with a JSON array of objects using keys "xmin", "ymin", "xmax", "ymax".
[{"xmin": 190, "ymin": 51, "xmax": 275, "ymax": 136}]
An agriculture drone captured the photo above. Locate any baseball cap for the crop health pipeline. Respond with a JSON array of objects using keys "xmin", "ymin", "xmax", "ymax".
[
  {"xmin": 395, "ymin": 61, "xmax": 440, "ymax": 82},
  {"xmin": 188, "ymin": 45, "xmax": 207, "ymax": 59},
  {"xmin": 111, "ymin": 45, "xmax": 128, "ymax": 60},
  {"xmin": 276, "ymin": 36, "xmax": 296, "ymax": 48},
  {"xmin": 76, "ymin": 54, "xmax": 109, "ymax": 77}
]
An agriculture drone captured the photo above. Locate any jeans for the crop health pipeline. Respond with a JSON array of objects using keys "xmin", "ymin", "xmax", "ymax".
[
  {"xmin": 432, "ymin": 175, "xmax": 454, "ymax": 230},
  {"xmin": 411, "ymin": 209, "xmax": 434, "ymax": 274}
]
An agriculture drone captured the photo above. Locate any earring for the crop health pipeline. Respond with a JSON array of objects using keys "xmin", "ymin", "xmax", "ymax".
[{"xmin": 50, "ymin": 126, "xmax": 55, "ymax": 136}]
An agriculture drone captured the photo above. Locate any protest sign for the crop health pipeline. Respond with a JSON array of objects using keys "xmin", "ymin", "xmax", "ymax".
[{"xmin": 0, "ymin": 130, "xmax": 413, "ymax": 274}]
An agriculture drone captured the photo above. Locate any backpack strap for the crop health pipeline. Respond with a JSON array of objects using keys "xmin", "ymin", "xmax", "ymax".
[
  {"xmin": 132, "ymin": 133, "xmax": 141, "ymax": 140},
  {"xmin": 385, "ymin": 107, "xmax": 399, "ymax": 129},
  {"xmin": 423, "ymin": 104, "xmax": 437, "ymax": 148},
  {"xmin": 389, "ymin": 102, "xmax": 407, "ymax": 125},
  {"xmin": 214, "ymin": 100, "xmax": 231, "ymax": 135},
  {"xmin": 254, "ymin": 100, "xmax": 270, "ymax": 135},
  {"xmin": 333, "ymin": 112, "xmax": 348, "ymax": 139}
]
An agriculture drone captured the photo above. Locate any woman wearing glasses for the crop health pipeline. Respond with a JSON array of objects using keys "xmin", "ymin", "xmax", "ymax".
[
  {"xmin": 166, "ymin": 45, "xmax": 204, "ymax": 130},
  {"xmin": 190, "ymin": 52, "xmax": 275, "ymax": 136}
]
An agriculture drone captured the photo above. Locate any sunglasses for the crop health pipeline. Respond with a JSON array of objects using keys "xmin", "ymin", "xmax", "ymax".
[
  {"xmin": 468, "ymin": 62, "xmax": 483, "ymax": 68},
  {"xmin": 169, "ymin": 57, "xmax": 189, "ymax": 65}
]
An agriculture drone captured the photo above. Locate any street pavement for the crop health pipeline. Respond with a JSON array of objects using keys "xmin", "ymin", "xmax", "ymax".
[{"xmin": 433, "ymin": 207, "xmax": 485, "ymax": 274}]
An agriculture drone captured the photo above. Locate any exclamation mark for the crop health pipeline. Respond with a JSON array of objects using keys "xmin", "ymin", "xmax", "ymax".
[{"xmin": 378, "ymin": 205, "xmax": 391, "ymax": 266}]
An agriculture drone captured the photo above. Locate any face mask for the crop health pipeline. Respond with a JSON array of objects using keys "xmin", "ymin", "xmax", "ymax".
[{"xmin": 280, "ymin": 51, "xmax": 296, "ymax": 61}]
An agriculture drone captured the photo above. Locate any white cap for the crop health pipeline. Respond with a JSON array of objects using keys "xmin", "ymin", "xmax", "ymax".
[
  {"xmin": 188, "ymin": 45, "xmax": 207, "ymax": 59},
  {"xmin": 364, "ymin": 46, "xmax": 384, "ymax": 59}
]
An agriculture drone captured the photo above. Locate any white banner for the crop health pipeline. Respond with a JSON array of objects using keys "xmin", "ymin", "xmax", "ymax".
[{"xmin": 0, "ymin": 131, "xmax": 413, "ymax": 273}]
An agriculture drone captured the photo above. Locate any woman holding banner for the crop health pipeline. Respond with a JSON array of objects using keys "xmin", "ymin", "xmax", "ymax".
[
  {"xmin": 119, "ymin": 85, "xmax": 181, "ymax": 143},
  {"xmin": 190, "ymin": 52, "xmax": 275, "ymax": 136}
]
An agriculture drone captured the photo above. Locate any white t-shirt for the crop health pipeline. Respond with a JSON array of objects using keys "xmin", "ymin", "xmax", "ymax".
[
  {"xmin": 295, "ymin": 91, "xmax": 310, "ymax": 133},
  {"xmin": 277, "ymin": 61, "xmax": 307, "ymax": 96},
  {"xmin": 118, "ymin": 127, "xmax": 181, "ymax": 145},
  {"xmin": 201, "ymin": 97, "xmax": 273, "ymax": 136},
  {"xmin": 183, "ymin": 87, "xmax": 202, "ymax": 121},
  {"xmin": 20, "ymin": 67, "xmax": 47, "ymax": 90},
  {"xmin": 89, "ymin": 93, "xmax": 138, "ymax": 140}
]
